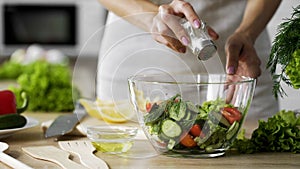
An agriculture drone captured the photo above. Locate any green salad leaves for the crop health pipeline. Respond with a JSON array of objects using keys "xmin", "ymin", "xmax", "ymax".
[
  {"xmin": 0, "ymin": 60, "xmax": 80, "ymax": 112},
  {"xmin": 0, "ymin": 61, "xmax": 24, "ymax": 79},
  {"xmin": 285, "ymin": 49, "xmax": 300, "ymax": 89},
  {"xmin": 232, "ymin": 110, "xmax": 300, "ymax": 153}
]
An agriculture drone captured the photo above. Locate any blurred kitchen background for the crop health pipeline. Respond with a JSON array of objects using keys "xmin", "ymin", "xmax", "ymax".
[{"xmin": 0, "ymin": 0, "xmax": 299, "ymax": 110}]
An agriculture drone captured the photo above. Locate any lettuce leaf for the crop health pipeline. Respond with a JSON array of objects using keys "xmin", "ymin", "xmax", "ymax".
[
  {"xmin": 232, "ymin": 110, "xmax": 300, "ymax": 153},
  {"xmin": 1, "ymin": 60, "xmax": 81, "ymax": 112}
]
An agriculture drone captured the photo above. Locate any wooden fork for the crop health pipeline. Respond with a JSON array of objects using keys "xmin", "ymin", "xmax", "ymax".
[{"xmin": 58, "ymin": 140, "xmax": 109, "ymax": 169}]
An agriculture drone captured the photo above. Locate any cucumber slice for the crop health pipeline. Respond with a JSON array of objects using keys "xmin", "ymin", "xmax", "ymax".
[
  {"xmin": 226, "ymin": 121, "xmax": 240, "ymax": 140},
  {"xmin": 162, "ymin": 120, "xmax": 182, "ymax": 138},
  {"xmin": 158, "ymin": 132, "xmax": 169, "ymax": 141},
  {"xmin": 167, "ymin": 139, "xmax": 176, "ymax": 150}
]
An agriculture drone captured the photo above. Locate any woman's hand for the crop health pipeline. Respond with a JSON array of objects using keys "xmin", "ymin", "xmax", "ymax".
[
  {"xmin": 151, "ymin": 0, "xmax": 218, "ymax": 53},
  {"xmin": 225, "ymin": 32, "xmax": 261, "ymax": 78},
  {"xmin": 225, "ymin": 0, "xmax": 281, "ymax": 78}
]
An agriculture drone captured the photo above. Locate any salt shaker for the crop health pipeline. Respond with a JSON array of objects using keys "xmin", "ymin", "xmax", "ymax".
[{"xmin": 180, "ymin": 18, "xmax": 217, "ymax": 61}]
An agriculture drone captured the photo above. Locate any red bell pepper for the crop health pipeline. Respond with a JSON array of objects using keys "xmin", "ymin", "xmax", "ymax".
[{"xmin": 0, "ymin": 90, "xmax": 28, "ymax": 115}]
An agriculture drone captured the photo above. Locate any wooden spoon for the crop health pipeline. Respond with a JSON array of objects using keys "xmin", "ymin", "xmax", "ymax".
[{"xmin": 22, "ymin": 145, "xmax": 88, "ymax": 169}]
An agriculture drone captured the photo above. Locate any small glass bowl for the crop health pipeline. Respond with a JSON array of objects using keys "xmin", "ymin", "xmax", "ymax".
[{"xmin": 87, "ymin": 125, "xmax": 138, "ymax": 154}]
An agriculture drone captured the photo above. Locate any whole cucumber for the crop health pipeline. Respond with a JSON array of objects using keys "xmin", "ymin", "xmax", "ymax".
[{"xmin": 0, "ymin": 114, "xmax": 27, "ymax": 130}]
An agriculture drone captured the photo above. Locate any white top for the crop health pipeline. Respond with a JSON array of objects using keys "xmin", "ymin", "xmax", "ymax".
[{"xmin": 96, "ymin": 0, "xmax": 279, "ymax": 126}]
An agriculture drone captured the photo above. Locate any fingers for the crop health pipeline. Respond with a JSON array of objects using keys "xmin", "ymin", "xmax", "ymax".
[
  {"xmin": 225, "ymin": 41, "xmax": 242, "ymax": 75},
  {"xmin": 207, "ymin": 26, "xmax": 219, "ymax": 40},
  {"xmin": 151, "ymin": 15, "xmax": 186, "ymax": 53},
  {"xmin": 225, "ymin": 84, "xmax": 236, "ymax": 104},
  {"xmin": 169, "ymin": 0, "xmax": 201, "ymax": 28},
  {"xmin": 152, "ymin": 0, "xmax": 218, "ymax": 53},
  {"xmin": 165, "ymin": 37, "xmax": 187, "ymax": 53},
  {"xmin": 225, "ymin": 34, "xmax": 262, "ymax": 78},
  {"xmin": 158, "ymin": 0, "xmax": 203, "ymax": 48},
  {"xmin": 158, "ymin": 5, "xmax": 190, "ymax": 47}
]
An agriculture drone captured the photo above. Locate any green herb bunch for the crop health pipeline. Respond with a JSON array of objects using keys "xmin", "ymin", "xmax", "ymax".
[{"xmin": 267, "ymin": 5, "xmax": 300, "ymax": 98}]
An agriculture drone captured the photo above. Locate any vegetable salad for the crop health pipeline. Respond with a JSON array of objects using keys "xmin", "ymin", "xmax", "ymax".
[{"xmin": 143, "ymin": 94, "xmax": 243, "ymax": 153}]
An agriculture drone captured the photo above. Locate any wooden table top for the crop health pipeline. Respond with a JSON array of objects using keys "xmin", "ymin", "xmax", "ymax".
[{"xmin": 0, "ymin": 112, "xmax": 299, "ymax": 169}]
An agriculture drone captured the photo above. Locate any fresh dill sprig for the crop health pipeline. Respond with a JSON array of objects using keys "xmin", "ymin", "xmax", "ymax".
[{"xmin": 267, "ymin": 5, "xmax": 300, "ymax": 99}]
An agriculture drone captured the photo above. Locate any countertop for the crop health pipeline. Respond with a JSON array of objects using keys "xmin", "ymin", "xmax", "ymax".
[{"xmin": 0, "ymin": 112, "xmax": 299, "ymax": 169}]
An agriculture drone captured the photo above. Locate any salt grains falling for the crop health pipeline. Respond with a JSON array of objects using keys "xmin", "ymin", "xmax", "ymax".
[{"xmin": 200, "ymin": 52, "xmax": 226, "ymax": 101}]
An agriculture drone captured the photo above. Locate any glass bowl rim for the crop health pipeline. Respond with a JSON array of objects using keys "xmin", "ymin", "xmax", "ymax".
[
  {"xmin": 87, "ymin": 125, "xmax": 138, "ymax": 134},
  {"xmin": 128, "ymin": 73, "xmax": 255, "ymax": 85}
]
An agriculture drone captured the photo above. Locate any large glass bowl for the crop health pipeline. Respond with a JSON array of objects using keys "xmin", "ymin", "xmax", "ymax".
[{"xmin": 128, "ymin": 73, "xmax": 256, "ymax": 158}]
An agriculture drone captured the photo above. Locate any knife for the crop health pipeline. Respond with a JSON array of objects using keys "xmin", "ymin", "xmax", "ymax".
[{"xmin": 45, "ymin": 101, "xmax": 87, "ymax": 138}]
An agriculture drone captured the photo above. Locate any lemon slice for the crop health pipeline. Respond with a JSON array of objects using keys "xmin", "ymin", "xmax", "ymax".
[
  {"xmin": 100, "ymin": 108, "xmax": 127, "ymax": 123},
  {"xmin": 100, "ymin": 104, "xmax": 135, "ymax": 123},
  {"xmin": 80, "ymin": 98, "xmax": 135, "ymax": 123},
  {"xmin": 79, "ymin": 98, "xmax": 102, "ymax": 120}
]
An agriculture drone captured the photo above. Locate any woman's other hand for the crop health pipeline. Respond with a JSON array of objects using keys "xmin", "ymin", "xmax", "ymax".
[
  {"xmin": 225, "ymin": 32, "xmax": 261, "ymax": 78},
  {"xmin": 225, "ymin": 0, "xmax": 281, "ymax": 78}
]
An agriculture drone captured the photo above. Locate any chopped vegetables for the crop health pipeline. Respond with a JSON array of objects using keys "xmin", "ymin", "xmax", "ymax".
[
  {"xmin": 189, "ymin": 124, "xmax": 205, "ymax": 138},
  {"xmin": 180, "ymin": 133, "xmax": 197, "ymax": 148},
  {"xmin": 146, "ymin": 102, "xmax": 152, "ymax": 112},
  {"xmin": 221, "ymin": 107, "xmax": 242, "ymax": 124},
  {"xmin": 162, "ymin": 120, "xmax": 182, "ymax": 138},
  {"xmin": 144, "ymin": 94, "xmax": 243, "ymax": 153}
]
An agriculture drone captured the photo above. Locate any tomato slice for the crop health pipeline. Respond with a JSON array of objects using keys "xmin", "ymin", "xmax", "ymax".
[
  {"xmin": 221, "ymin": 107, "xmax": 242, "ymax": 124},
  {"xmin": 189, "ymin": 124, "xmax": 205, "ymax": 138},
  {"xmin": 146, "ymin": 102, "xmax": 152, "ymax": 112},
  {"xmin": 180, "ymin": 133, "xmax": 197, "ymax": 148}
]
